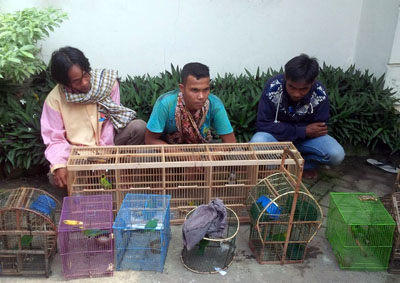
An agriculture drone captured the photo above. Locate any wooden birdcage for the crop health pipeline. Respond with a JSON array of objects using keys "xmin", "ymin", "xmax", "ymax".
[
  {"xmin": 394, "ymin": 171, "xmax": 400, "ymax": 193},
  {"xmin": 381, "ymin": 192, "xmax": 400, "ymax": 273},
  {"xmin": 67, "ymin": 142, "xmax": 303, "ymax": 223},
  {"xmin": 246, "ymin": 149, "xmax": 323, "ymax": 264},
  {"xmin": 0, "ymin": 187, "xmax": 61, "ymax": 277}
]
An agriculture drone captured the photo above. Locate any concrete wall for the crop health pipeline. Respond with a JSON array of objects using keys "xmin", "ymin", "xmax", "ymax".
[
  {"xmin": 384, "ymin": 3, "xmax": 400, "ymax": 102},
  {"xmin": 1, "ymin": 0, "xmax": 366, "ymax": 78},
  {"xmin": 354, "ymin": 0, "xmax": 400, "ymax": 76}
]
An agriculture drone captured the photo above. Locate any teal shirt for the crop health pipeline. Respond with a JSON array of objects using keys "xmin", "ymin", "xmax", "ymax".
[{"xmin": 147, "ymin": 89, "xmax": 233, "ymax": 139}]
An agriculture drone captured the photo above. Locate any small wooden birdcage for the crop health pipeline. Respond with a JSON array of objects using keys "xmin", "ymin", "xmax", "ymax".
[
  {"xmin": 246, "ymin": 149, "xmax": 323, "ymax": 264},
  {"xmin": 0, "ymin": 187, "xmax": 61, "ymax": 277},
  {"xmin": 67, "ymin": 143, "xmax": 303, "ymax": 224}
]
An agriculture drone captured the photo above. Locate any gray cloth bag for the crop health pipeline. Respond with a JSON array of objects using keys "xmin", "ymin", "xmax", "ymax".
[{"xmin": 182, "ymin": 199, "xmax": 227, "ymax": 251}]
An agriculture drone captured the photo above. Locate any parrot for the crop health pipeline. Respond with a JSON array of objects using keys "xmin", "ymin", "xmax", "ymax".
[
  {"xmin": 144, "ymin": 218, "xmax": 159, "ymax": 231},
  {"xmin": 350, "ymin": 225, "xmax": 369, "ymax": 256},
  {"xmin": 83, "ymin": 229, "xmax": 109, "ymax": 238},
  {"xmin": 100, "ymin": 174, "xmax": 112, "ymax": 189},
  {"xmin": 21, "ymin": 235, "xmax": 33, "ymax": 247},
  {"xmin": 196, "ymin": 239, "xmax": 210, "ymax": 256}
]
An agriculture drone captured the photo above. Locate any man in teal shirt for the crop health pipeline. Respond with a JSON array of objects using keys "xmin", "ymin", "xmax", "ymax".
[{"xmin": 145, "ymin": 62, "xmax": 236, "ymax": 144}]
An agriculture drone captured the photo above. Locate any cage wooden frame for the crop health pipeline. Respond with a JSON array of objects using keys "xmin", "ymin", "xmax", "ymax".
[
  {"xmin": 381, "ymin": 192, "xmax": 400, "ymax": 273},
  {"xmin": 67, "ymin": 142, "xmax": 303, "ymax": 224},
  {"xmin": 0, "ymin": 187, "xmax": 61, "ymax": 277},
  {"xmin": 394, "ymin": 171, "xmax": 400, "ymax": 193},
  {"xmin": 247, "ymin": 148, "xmax": 323, "ymax": 264}
]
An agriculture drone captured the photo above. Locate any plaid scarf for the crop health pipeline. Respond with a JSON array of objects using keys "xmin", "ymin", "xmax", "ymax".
[
  {"xmin": 164, "ymin": 92, "xmax": 212, "ymax": 144},
  {"xmin": 63, "ymin": 69, "xmax": 136, "ymax": 130}
]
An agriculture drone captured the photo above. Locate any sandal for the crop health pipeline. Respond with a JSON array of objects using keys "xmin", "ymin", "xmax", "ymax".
[{"xmin": 366, "ymin": 159, "xmax": 399, "ymax": 174}]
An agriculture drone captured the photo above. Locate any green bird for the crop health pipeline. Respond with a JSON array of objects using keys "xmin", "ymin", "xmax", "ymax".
[
  {"xmin": 83, "ymin": 229, "xmax": 109, "ymax": 238},
  {"xmin": 350, "ymin": 225, "xmax": 368, "ymax": 243},
  {"xmin": 350, "ymin": 225, "xmax": 369, "ymax": 256},
  {"xmin": 196, "ymin": 239, "xmax": 209, "ymax": 256},
  {"xmin": 100, "ymin": 174, "xmax": 112, "ymax": 189},
  {"xmin": 144, "ymin": 218, "xmax": 159, "ymax": 231}
]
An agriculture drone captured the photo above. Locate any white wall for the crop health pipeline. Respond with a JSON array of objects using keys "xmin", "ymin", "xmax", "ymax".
[
  {"xmin": 354, "ymin": 0, "xmax": 400, "ymax": 76},
  {"xmin": 384, "ymin": 4, "xmax": 400, "ymax": 103},
  {"xmin": 1, "ymin": 0, "xmax": 367, "ymax": 79}
]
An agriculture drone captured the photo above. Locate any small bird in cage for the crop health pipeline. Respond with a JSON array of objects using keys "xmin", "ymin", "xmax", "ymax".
[
  {"xmin": 228, "ymin": 171, "xmax": 237, "ymax": 184},
  {"xmin": 100, "ymin": 174, "xmax": 112, "ymax": 189},
  {"xmin": 196, "ymin": 239, "xmax": 209, "ymax": 256}
]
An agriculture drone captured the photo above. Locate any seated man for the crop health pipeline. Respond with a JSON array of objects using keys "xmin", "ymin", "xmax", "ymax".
[
  {"xmin": 145, "ymin": 62, "xmax": 236, "ymax": 144},
  {"xmin": 250, "ymin": 54, "xmax": 344, "ymax": 179},
  {"xmin": 41, "ymin": 46, "xmax": 146, "ymax": 188}
]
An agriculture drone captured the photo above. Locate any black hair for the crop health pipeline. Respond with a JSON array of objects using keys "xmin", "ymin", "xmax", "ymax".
[
  {"xmin": 49, "ymin": 46, "xmax": 91, "ymax": 86},
  {"xmin": 181, "ymin": 62, "xmax": 210, "ymax": 84},
  {"xmin": 284, "ymin": 54, "xmax": 319, "ymax": 84}
]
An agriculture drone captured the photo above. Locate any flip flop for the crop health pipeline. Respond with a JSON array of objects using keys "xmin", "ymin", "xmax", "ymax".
[{"xmin": 366, "ymin": 159, "xmax": 399, "ymax": 174}]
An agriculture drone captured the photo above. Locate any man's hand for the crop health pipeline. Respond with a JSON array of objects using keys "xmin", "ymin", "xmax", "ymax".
[
  {"xmin": 54, "ymin": 168, "xmax": 68, "ymax": 188},
  {"xmin": 306, "ymin": 122, "xmax": 328, "ymax": 138}
]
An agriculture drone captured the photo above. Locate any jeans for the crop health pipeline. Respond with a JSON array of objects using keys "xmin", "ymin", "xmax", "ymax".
[{"xmin": 250, "ymin": 132, "xmax": 345, "ymax": 170}]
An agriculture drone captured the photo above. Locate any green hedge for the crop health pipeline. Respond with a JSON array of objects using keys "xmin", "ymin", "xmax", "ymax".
[{"xmin": 0, "ymin": 64, "xmax": 399, "ymax": 173}]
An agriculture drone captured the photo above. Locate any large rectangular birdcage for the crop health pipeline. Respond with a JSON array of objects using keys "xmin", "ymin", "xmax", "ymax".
[
  {"xmin": 67, "ymin": 142, "xmax": 303, "ymax": 223},
  {"xmin": 326, "ymin": 192, "xmax": 396, "ymax": 271},
  {"xmin": 113, "ymin": 194, "xmax": 171, "ymax": 272},
  {"xmin": 58, "ymin": 195, "xmax": 114, "ymax": 280}
]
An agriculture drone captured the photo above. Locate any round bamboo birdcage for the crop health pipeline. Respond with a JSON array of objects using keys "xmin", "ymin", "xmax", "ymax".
[
  {"xmin": 0, "ymin": 187, "xmax": 61, "ymax": 277},
  {"xmin": 246, "ymin": 148, "xmax": 323, "ymax": 264},
  {"xmin": 181, "ymin": 206, "xmax": 239, "ymax": 273}
]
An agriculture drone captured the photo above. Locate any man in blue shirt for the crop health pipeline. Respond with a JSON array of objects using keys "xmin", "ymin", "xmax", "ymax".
[
  {"xmin": 146, "ymin": 62, "xmax": 236, "ymax": 144},
  {"xmin": 250, "ymin": 54, "xmax": 345, "ymax": 179}
]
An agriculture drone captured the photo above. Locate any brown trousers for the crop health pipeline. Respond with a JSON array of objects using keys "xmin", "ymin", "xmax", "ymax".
[{"xmin": 114, "ymin": 119, "xmax": 146, "ymax": 145}]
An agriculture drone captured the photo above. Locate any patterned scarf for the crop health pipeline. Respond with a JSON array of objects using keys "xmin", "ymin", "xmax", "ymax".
[
  {"xmin": 63, "ymin": 69, "xmax": 136, "ymax": 130},
  {"xmin": 164, "ymin": 92, "xmax": 212, "ymax": 144}
]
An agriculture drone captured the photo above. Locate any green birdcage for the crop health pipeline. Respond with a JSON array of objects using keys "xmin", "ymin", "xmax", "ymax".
[{"xmin": 326, "ymin": 192, "xmax": 396, "ymax": 271}]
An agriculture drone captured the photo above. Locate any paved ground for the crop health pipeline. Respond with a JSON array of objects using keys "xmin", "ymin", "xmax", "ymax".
[{"xmin": 0, "ymin": 155, "xmax": 399, "ymax": 282}]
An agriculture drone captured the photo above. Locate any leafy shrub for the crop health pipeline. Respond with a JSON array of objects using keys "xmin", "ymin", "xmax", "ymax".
[
  {"xmin": 319, "ymin": 64, "xmax": 400, "ymax": 152},
  {"xmin": 0, "ymin": 8, "xmax": 67, "ymax": 84},
  {"xmin": 0, "ymin": 73, "xmax": 55, "ymax": 173},
  {"xmin": 0, "ymin": 64, "xmax": 399, "ymax": 173}
]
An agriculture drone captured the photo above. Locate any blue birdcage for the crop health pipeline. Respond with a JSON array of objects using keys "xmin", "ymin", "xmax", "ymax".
[{"xmin": 113, "ymin": 194, "xmax": 171, "ymax": 272}]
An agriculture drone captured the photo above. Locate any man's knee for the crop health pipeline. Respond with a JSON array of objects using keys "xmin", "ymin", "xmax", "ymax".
[
  {"xmin": 115, "ymin": 119, "xmax": 147, "ymax": 145},
  {"xmin": 128, "ymin": 119, "xmax": 147, "ymax": 134},
  {"xmin": 328, "ymin": 145, "xmax": 345, "ymax": 166},
  {"xmin": 250, "ymin": 132, "xmax": 278, "ymax": 143}
]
